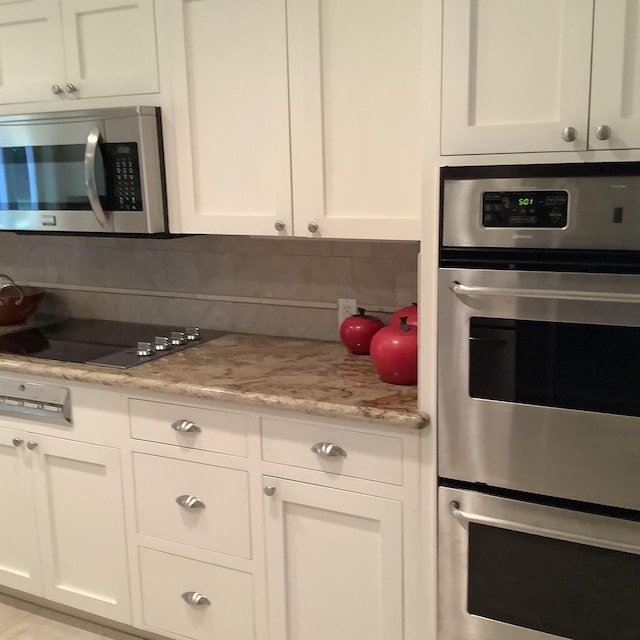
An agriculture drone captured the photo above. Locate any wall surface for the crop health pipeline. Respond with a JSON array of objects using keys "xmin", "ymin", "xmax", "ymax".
[{"xmin": 0, "ymin": 233, "xmax": 418, "ymax": 342}]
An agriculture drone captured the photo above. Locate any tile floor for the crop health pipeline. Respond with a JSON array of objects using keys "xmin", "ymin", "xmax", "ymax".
[{"xmin": 0, "ymin": 593, "xmax": 144, "ymax": 640}]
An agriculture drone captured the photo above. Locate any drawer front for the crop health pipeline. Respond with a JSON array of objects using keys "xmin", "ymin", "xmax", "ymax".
[
  {"xmin": 133, "ymin": 453, "xmax": 251, "ymax": 558},
  {"xmin": 139, "ymin": 548, "xmax": 255, "ymax": 640},
  {"xmin": 129, "ymin": 398, "xmax": 248, "ymax": 456},
  {"xmin": 261, "ymin": 417, "xmax": 403, "ymax": 485}
]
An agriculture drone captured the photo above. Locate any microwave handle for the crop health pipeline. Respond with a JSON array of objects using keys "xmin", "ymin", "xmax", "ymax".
[
  {"xmin": 84, "ymin": 126, "xmax": 109, "ymax": 229},
  {"xmin": 450, "ymin": 281, "xmax": 640, "ymax": 305},
  {"xmin": 450, "ymin": 500, "xmax": 640, "ymax": 554}
]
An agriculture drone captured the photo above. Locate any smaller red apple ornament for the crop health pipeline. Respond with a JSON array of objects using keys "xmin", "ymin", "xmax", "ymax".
[
  {"xmin": 369, "ymin": 316, "xmax": 418, "ymax": 385},
  {"xmin": 339, "ymin": 307, "xmax": 384, "ymax": 355}
]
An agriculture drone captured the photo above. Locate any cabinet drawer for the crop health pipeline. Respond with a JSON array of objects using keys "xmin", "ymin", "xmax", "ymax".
[
  {"xmin": 139, "ymin": 548, "xmax": 254, "ymax": 640},
  {"xmin": 129, "ymin": 399, "xmax": 248, "ymax": 456},
  {"xmin": 133, "ymin": 453, "xmax": 251, "ymax": 558},
  {"xmin": 261, "ymin": 417, "xmax": 403, "ymax": 485}
]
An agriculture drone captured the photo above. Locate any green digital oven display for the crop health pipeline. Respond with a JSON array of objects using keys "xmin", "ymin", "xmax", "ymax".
[{"xmin": 482, "ymin": 190, "xmax": 568, "ymax": 228}]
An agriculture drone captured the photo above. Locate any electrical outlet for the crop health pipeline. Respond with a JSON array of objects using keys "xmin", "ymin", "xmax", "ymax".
[{"xmin": 337, "ymin": 298, "xmax": 357, "ymax": 328}]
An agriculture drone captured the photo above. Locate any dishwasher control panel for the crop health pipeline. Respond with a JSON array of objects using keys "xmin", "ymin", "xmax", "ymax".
[{"xmin": 0, "ymin": 378, "xmax": 71, "ymax": 425}]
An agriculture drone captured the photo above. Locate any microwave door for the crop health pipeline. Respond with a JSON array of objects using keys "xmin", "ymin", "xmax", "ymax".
[{"xmin": 0, "ymin": 118, "xmax": 114, "ymax": 233}]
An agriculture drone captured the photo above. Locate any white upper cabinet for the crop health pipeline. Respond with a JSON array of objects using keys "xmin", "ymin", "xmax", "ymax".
[
  {"xmin": 287, "ymin": 0, "xmax": 423, "ymax": 239},
  {"xmin": 0, "ymin": 1, "xmax": 66, "ymax": 105},
  {"xmin": 166, "ymin": 0, "xmax": 423, "ymax": 239},
  {"xmin": 60, "ymin": 0, "xmax": 159, "ymax": 99},
  {"xmin": 0, "ymin": 0, "xmax": 159, "ymax": 106},
  {"xmin": 167, "ymin": 0, "xmax": 292, "ymax": 237},
  {"xmin": 589, "ymin": 0, "xmax": 640, "ymax": 150},
  {"xmin": 441, "ymin": 0, "xmax": 594, "ymax": 155}
]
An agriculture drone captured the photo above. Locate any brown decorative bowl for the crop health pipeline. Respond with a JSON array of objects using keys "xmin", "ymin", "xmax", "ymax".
[{"xmin": 0, "ymin": 285, "xmax": 45, "ymax": 326}]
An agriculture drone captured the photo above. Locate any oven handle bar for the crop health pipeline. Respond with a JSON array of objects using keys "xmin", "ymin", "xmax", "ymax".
[
  {"xmin": 450, "ymin": 501, "xmax": 640, "ymax": 553},
  {"xmin": 450, "ymin": 281, "xmax": 640, "ymax": 304}
]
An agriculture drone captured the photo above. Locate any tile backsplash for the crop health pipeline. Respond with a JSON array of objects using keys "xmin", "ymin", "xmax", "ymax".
[{"xmin": 0, "ymin": 233, "xmax": 418, "ymax": 341}]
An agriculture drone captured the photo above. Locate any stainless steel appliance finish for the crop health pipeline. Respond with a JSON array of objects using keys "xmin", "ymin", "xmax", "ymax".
[
  {"xmin": 0, "ymin": 106, "xmax": 167, "ymax": 234},
  {"xmin": 442, "ymin": 168, "xmax": 640, "ymax": 250},
  {"xmin": 438, "ymin": 266, "xmax": 640, "ymax": 511},
  {"xmin": 438, "ymin": 486, "xmax": 640, "ymax": 640},
  {"xmin": 0, "ymin": 316, "xmax": 224, "ymax": 369},
  {"xmin": 0, "ymin": 376, "xmax": 70, "ymax": 424},
  {"xmin": 437, "ymin": 162, "xmax": 640, "ymax": 640}
]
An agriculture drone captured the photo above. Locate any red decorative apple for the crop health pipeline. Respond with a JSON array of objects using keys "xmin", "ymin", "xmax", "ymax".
[
  {"xmin": 339, "ymin": 307, "xmax": 384, "ymax": 355},
  {"xmin": 369, "ymin": 316, "xmax": 418, "ymax": 385},
  {"xmin": 390, "ymin": 302, "xmax": 418, "ymax": 327}
]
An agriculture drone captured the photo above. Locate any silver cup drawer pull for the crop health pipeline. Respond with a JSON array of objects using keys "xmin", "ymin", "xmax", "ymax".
[
  {"xmin": 171, "ymin": 419, "xmax": 201, "ymax": 434},
  {"xmin": 311, "ymin": 442, "xmax": 347, "ymax": 458},
  {"xmin": 181, "ymin": 591, "xmax": 211, "ymax": 606},
  {"xmin": 176, "ymin": 494, "xmax": 206, "ymax": 509}
]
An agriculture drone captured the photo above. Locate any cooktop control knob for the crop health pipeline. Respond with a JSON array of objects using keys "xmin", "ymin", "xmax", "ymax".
[
  {"xmin": 154, "ymin": 336, "xmax": 170, "ymax": 351},
  {"xmin": 171, "ymin": 331, "xmax": 186, "ymax": 346},
  {"xmin": 137, "ymin": 341, "xmax": 152, "ymax": 357},
  {"xmin": 185, "ymin": 327, "xmax": 200, "ymax": 341}
]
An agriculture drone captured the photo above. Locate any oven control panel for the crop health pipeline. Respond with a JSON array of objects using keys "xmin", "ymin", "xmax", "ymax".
[{"xmin": 482, "ymin": 190, "xmax": 568, "ymax": 228}]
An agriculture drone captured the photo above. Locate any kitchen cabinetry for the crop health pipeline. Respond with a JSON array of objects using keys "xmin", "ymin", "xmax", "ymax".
[
  {"xmin": 165, "ymin": 0, "xmax": 423, "ymax": 240},
  {"xmin": 441, "ymin": 0, "xmax": 640, "ymax": 155},
  {"xmin": 261, "ymin": 414, "xmax": 420, "ymax": 640},
  {"xmin": 127, "ymin": 397, "xmax": 264, "ymax": 640},
  {"xmin": 0, "ymin": 426, "xmax": 130, "ymax": 623},
  {"xmin": 263, "ymin": 478, "xmax": 403, "ymax": 640},
  {"xmin": 0, "ymin": 0, "xmax": 159, "ymax": 106}
]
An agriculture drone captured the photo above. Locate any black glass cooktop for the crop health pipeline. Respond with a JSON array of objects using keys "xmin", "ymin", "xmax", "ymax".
[{"xmin": 0, "ymin": 316, "xmax": 225, "ymax": 369}]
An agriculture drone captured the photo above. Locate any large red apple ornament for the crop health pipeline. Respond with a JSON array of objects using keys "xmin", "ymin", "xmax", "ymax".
[
  {"xmin": 369, "ymin": 316, "xmax": 418, "ymax": 385},
  {"xmin": 339, "ymin": 307, "xmax": 384, "ymax": 355}
]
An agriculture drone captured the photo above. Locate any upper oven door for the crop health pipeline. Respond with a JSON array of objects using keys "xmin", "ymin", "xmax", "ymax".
[{"xmin": 438, "ymin": 267, "xmax": 640, "ymax": 510}]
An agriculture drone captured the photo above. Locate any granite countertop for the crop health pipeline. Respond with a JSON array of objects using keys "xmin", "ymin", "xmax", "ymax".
[{"xmin": 0, "ymin": 332, "xmax": 428, "ymax": 430}]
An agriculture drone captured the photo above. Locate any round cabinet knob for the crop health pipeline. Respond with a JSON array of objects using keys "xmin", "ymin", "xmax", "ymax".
[
  {"xmin": 561, "ymin": 126, "xmax": 578, "ymax": 143},
  {"xmin": 595, "ymin": 124, "xmax": 612, "ymax": 141},
  {"xmin": 26, "ymin": 441, "xmax": 38, "ymax": 450},
  {"xmin": 274, "ymin": 220, "xmax": 286, "ymax": 232},
  {"xmin": 65, "ymin": 83, "xmax": 77, "ymax": 94},
  {"xmin": 307, "ymin": 221, "xmax": 319, "ymax": 234},
  {"xmin": 51, "ymin": 84, "xmax": 62, "ymax": 95},
  {"xmin": 263, "ymin": 485, "xmax": 276, "ymax": 497},
  {"xmin": 12, "ymin": 437, "xmax": 23, "ymax": 447}
]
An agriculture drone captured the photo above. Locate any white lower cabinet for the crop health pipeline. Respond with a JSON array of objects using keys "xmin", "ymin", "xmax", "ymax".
[
  {"xmin": 138, "ymin": 548, "xmax": 255, "ymax": 640},
  {"xmin": 262, "ymin": 477, "xmax": 404, "ymax": 640},
  {"xmin": 0, "ymin": 425, "xmax": 130, "ymax": 622},
  {"xmin": 1, "ymin": 383, "xmax": 424, "ymax": 640}
]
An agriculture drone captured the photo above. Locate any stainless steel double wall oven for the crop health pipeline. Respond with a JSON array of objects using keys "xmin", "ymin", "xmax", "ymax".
[{"xmin": 437, "ymin": 163, "xmax": 640, "ymax": 640}]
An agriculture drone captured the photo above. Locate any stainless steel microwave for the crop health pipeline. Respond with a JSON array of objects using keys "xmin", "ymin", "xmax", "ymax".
[{"xmin": 0, "ymin": 106, "xmax": 167, "ymax": 234}]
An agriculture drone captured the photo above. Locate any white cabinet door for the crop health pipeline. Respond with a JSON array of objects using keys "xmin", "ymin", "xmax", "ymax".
[
  {"xmin": 167, "ymin": 0, "xmax": 292, "ymax": 235},
  {"xmin": 31, "ymin": 436, "xmax": 131, "ymax": 623},
  {"xmin": 590, "ymin": 0, "xmax": 640, "ymax": 149},
  {"xmin": 0, "ymin": 429, "xmax": 41, "ymax": 595},
  {"xmin": 287, "ymin": 0, "xmax": 422, "ymax": 239},
  {"xmin": 0, "ymin": 1, "xmax": 66, "ymax": 105},
  {"xmin": 441, "ymin": 0, "xmax": 594, "ymax": 155},
  {"xmin": 60, "ymin": 0, "xmax": 159, "ymax": 99},
  {"xmin": 263, "ymin": 477, "xmax": 404, "ymax": 640}
]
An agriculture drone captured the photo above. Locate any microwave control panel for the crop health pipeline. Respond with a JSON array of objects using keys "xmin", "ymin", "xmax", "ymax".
[
  {"xmin": 482, "ymin": 190, "xmax": 568, "ymax": 228},
  {"xmin": 104, "ymin": 143, "xmax": 143, "ymax": 211}
]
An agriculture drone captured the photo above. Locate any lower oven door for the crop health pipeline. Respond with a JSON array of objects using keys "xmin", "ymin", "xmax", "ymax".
[
  {"xmin": 439, "ymin": 486, "xmax": 640, "ymax": 640},
  {"xmin": 438, "ymin": 267, "xmax": 640, "ymax": 511}
]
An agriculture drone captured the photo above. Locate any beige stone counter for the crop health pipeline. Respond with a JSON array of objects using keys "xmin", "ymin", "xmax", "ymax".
[{"xmin": 0, "ymin": 333, "xmax": 428, "ymax": 430}]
